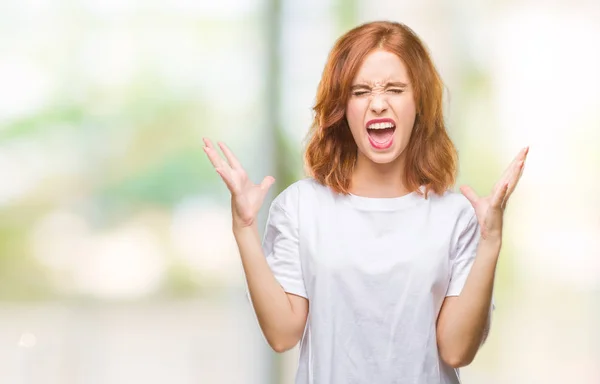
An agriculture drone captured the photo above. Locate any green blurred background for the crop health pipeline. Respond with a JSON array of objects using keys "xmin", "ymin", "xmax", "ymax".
[{"xmin": 0, "ymin": 0, "xmax": 599, "ymax": 383}]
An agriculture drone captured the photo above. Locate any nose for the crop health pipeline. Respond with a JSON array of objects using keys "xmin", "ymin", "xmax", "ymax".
[{"xmin": 369, "ymin": 93, "xmax": 388, "ymax": 114}]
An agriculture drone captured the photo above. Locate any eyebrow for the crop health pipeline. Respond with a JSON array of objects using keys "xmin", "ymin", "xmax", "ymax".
[{"xmin": 350, "ymin": 81, "xmax": 408, "ymax": 90}]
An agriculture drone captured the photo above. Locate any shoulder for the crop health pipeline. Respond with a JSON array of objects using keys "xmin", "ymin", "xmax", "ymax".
[
  {"xmin": 271, "ymin": 177, "xmax": 332, "ymax": 211},
  {"xmin": 426, "ymin": 189, "xmax": 476, "ymax": 226}
]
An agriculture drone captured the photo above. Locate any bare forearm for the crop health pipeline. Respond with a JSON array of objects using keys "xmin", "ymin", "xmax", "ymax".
[
  {"xmin": 234, "ymin": 224, "xmax": 302, "ymax": 349},
  {"xmin": 438, "ymin": 239, "xmax": 500, "ymax": 366}
]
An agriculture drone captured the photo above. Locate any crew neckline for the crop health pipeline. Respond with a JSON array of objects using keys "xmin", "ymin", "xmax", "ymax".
[{"xmin": 344, "ymin": 186, "xmax": 425, "ymax": 211}]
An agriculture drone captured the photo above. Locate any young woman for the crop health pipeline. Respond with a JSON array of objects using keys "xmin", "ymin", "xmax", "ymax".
[{"xmin": 203, "ymin": 20, "xmax": 528, "ymax": 384}]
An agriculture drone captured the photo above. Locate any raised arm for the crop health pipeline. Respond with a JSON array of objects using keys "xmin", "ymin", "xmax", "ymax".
[
  {"xmin": 437, "ymin": 146, "xmax": 529, "ymax": 367},
  {"xmin": 203, "ymin": 138, "xmax": 308, "ymax": 352}
]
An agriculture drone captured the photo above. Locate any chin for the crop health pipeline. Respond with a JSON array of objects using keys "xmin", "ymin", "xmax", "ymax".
[
  {"xmin": 363, "ymin": 147, "xmax": 404, "ymax": 165},
  {"xmin": 371, "ymin": 154, "xmax": 402, "ymax": 164}
]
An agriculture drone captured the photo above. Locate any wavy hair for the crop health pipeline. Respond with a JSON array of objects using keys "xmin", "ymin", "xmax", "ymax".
[{"xmin": 303, "ymin": 21, "xmax": 457, "ymax": 197}]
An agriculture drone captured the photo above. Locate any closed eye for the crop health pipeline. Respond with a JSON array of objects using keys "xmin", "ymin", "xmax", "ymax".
[{"xmin": 351, "ymin": 89, "xmax": 404, "ymax": 96}]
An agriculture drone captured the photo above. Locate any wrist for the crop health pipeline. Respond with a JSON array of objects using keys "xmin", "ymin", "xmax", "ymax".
[
  {"xmin": 479, "ymin": 237, "xmax": 502, "ymax": 256},
  {"xmin": 232, "ymin": 221, "xmax": 258, "ymax": 236}
]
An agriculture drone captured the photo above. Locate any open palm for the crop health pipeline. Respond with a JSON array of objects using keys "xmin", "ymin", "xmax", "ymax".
[
  {"xmin": 203, "ymin": 138, "xmax": 275, "ymax": 228},
  {"xmin": 460, "ymin": 147, "xmax": 529, "ymax": 241}
]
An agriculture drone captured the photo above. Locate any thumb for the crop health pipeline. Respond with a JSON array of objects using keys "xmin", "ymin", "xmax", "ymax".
[
  {"xmin": 460, "ymin": 185, "xmax": 479, "ymax": 207},
  {"xmin": 260, "ymin": 176, "xmax": 276, "ymax": 192}
]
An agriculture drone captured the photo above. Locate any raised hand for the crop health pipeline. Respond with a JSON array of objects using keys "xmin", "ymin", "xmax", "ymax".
[
  {"xmin": 460, "ymin": 147, "xmax": 529, "ymax": 241},
  {"xmin": 203, "ymin": 138, "xmax": 275, "ymax": 229}
]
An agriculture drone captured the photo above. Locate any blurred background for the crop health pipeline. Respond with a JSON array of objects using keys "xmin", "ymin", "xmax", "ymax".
[{"xmin": 0, "ymin": 0, "xmax": 599, "ymax": 383}]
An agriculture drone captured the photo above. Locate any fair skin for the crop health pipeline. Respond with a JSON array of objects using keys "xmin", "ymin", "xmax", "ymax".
[
  {"xmin": 202, "ymin": 138, "xmax": 308, "ymax": 353},
  {"xmin": 346, "ymin": 49, "xmax": 416, "ymax": 198},
  {"xmin": 202, "ymin": 48, "xmax": 529, "ymax": 364},
  {"xmin": 345, "ymin": 49, "xmax": 529, "ymax": 367}
]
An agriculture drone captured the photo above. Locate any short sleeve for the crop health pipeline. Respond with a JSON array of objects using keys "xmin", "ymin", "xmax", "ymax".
[
  {"xmin": 446, "ymin": 211, "xmax": 480, "ymax": 297},
  {"xmin": 261, "ymin": 200, "xmax": 307, "ymax": 299}
]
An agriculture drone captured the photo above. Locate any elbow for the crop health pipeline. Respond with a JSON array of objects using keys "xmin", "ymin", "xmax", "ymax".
[
  {"xmin": 438, "ymin": 338, "xmax": 476, "ymax": 368},
  {"xmin": 437, "ymin": 329, "xmax": 481, "ymax": 368},
  {"xmin": 440, "ymin": 351, "xmax": 474, "ymax": 368},
  {"xmin": 439, "ymin": 341, "xmax": 477, "ymax": 368},
  {"xmin": 270, "ymin": 343, "xmax": 292, "ymax": 353},
  {"xmin": 265, "ymin": 332, "xmax": 299, "ymax": 353},
  {"xmin": 441, "ymin": 328, "xmax": 491, "ymax": 367},
  {"xmin": 268, "ymin": 338, "xmax": 297, "ymax": 353}
]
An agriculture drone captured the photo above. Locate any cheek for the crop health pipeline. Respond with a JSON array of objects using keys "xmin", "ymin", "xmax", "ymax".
[
  {"xmin": 345, "ymin": 102, "xmax": 364, "ymax": 133},
  {"xmin": 393, "ymin": 100, "xmax": 417, "ymax": 127}
]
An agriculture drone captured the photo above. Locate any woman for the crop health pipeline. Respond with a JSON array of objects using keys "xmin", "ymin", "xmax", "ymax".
[{"xmin": 203, "ymin": 20, "xmax": 528, "ymax": 384}]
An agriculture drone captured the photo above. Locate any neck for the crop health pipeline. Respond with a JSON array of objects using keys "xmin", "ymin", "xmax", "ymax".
[{"xmin": 350, "ymin": 152, "xmax": 409, "ymax": 198}]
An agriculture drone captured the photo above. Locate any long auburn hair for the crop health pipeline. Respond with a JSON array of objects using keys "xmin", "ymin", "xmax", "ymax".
[{"xmin": 303, "ymin": 21, "xmax": 457, "ymax": 197}]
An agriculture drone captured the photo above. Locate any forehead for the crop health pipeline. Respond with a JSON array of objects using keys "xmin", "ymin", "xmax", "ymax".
[{"xmin": 352, "ymin": 49, "xmax": 409, "ymax": 85}]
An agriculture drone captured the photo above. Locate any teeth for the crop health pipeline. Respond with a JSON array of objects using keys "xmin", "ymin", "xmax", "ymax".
[{"xmin": 367, "ymin": 122, "xmax": 395, "ymax": 129}]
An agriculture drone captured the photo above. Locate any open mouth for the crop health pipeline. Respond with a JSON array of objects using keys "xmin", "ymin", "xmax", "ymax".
[{"xmin": 366, "ymin": 119, "xmax": 396, "ymax": 149}]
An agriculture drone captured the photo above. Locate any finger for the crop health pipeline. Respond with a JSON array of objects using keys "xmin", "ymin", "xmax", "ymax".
[
  {"xmin": 518, "ymin": 146, "xmax": 529, "ymax": 160},
  {"xmin": 459, "ymin": 185, "xmax": 479, "ymax": 207},
  {"xmin": 218, "ymin": 142, "xmax": 243, "ymax": 170},
  {"xmin": 202, "ymin": 137, "xmax": 212, "ymax": 147},
  {"xmin": 494, "ymin": 163, "xmax": 515, "ymax": 192},
  {"xmin": 202, "ymin": 137, "xmax": 220, "ymax": 152},
  {"xmin": 504, "ymin": 160, "xmax": 526, "ymax": 203},
  {"xmin": 492, "ymin": 182, "xmax": 509, "ymax": 209},
  {"xmin": 203, "ymin": 145, "xmax": 226, "ymax": 169},
  {"xmin": 260, "ymin": 176, "xmax": 276, "ymax": 191},
  {"xmin": 215, "ymin": 167, "xmax": 238, "ymax": 193},
  {"xmin": 202, "ymin": 138, "xmax": 231, "ymax": 171},
  {"xmin": 494, "ymin": 146, "xmax": 529, "ymax": 191}
]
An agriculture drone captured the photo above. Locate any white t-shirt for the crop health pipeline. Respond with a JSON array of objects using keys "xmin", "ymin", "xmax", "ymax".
[{"xmin": 261, "ymin": 178, "xmax": 484, "ymax": 384}]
